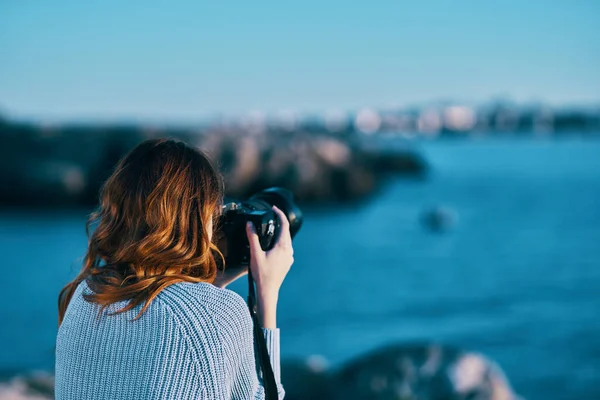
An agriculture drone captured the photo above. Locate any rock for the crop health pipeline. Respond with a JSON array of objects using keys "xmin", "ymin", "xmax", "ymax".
[
  {"xmin": 421, "ymin": 206, "xmax": 458, "ymax": 232},
  {"xmin": 277, "ymin": 343, "xmax": 521, "ymax": 400},
  {"xmin": 332, "ymin": 343, "xmax": 521, "ymax": 400},
  {"xmin": 0, "ymin": 372, "xmax": 54, "ymax": 400},
  {"xmin": 0, "ymin": 119, "xmax": 428, "ymax": 207},
  {"xmin": 0, "ymin": 160, "xmax": 87, "ymax": 205},
  {"xmin": 281, "ymin": 358, "xmax": 333, "ymax": 400}
]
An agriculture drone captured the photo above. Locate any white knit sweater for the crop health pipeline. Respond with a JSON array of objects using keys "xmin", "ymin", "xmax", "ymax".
[{"xmin": 55, "ymin": 280, "xmax": 284, "ymax": 399}]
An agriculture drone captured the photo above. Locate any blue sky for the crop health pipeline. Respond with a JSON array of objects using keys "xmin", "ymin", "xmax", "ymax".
[{"xmin": 1, "ymin": 0, "xmax": 599, "ymax": 122}]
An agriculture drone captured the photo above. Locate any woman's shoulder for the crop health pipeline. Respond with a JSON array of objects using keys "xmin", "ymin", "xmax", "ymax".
[{"xmin": 158, "ymin": 281, "xmax": 250, "ymax": 324}]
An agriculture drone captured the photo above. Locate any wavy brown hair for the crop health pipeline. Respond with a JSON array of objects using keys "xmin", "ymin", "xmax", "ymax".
[{"xmin": 58, "ymin": 138, "xmax": 223, "ymax": 325}]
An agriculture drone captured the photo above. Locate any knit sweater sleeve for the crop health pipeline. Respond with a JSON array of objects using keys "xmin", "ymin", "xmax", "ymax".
[{"xmin": 185, "ymin": 287, "xmax": 285, "ymax": 399}]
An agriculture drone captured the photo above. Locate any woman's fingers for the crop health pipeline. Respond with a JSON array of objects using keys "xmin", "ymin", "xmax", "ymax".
[
  {"xmin": 246, "ymin": 222, "xmax": 264, "ymax": 259},
  {"xmin": 272, "ymin": 206, "xmax": 292, "ymax": 247},
  {"xmin": 272, "ymin": 206, "xmax": 290, "ymax": 231}
]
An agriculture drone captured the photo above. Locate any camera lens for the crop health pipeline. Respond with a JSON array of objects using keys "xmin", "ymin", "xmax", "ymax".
[{"xmin": 247, "ymin": 187, "xmax": 303, "ymax": 238}]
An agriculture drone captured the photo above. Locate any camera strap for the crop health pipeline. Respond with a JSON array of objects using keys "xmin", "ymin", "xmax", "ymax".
[{"xmin": 247, "ymin": 271, "xmax": 278, "ymax": 400}]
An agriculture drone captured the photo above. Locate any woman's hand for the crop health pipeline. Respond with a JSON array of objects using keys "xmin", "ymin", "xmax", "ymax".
[{"xmin": 246, "ymin": 206, "xmax": 294, "ymax": 328}]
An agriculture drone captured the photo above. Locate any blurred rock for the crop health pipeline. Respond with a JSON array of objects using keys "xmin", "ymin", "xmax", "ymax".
[
  {"xmin": 421, "ymin": 206, "xmax": 458, "ymax": 232},
  {"xmin": 279, "ymin": 343, "xmax": 521, "ymax": 400},
  {"xmin": 0, "ymin": 120, "xmax": 428, "ymax": 207},
  {"xmin": 0, "ymin": 372, "xmax": 53, "ymax": 400},
  {"xmin": 281, "ymin": 358, "xmax": 334, "ymax": 400},
  {"xmin": 332, "ymin": 343, "xmax": 521, "ymax": 400}
]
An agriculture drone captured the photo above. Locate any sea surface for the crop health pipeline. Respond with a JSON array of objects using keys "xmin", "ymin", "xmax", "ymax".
[{"xmin": 1, "ymin": 138, "xmax": 600, "ymax": 400}]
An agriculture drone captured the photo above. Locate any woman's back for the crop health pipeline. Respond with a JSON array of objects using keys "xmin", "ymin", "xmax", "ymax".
[
  {"xmin": 55, "ymin": 279, "xmax": 283, "ymax": 399},
  {"xmin": 55, "ymin": 139, "xmax": 289, "ymax": 399}
]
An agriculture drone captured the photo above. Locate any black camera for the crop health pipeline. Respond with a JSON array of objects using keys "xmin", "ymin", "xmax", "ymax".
[{"xmin": 217, "ymin": 187, "xmax": 303, "ymax": 267}]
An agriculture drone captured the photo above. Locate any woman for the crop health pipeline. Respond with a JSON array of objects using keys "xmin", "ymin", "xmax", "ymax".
[{"xmin": 55, "ymin": 139, "xmax": 291, "ymax": 399}]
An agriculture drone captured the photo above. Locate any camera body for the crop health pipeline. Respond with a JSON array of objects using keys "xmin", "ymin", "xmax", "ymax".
[{"xmin": 218, "ymin": 187, "xmax": 303, "ymax": 266}]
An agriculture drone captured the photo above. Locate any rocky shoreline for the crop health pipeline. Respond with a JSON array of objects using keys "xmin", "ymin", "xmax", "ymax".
[
  {"xmin": 0, "ymin": 342, "xmax": 522, "ymax": 400},
  {"xmin": 3, "ymin": 99, "xmax": 599, "ymax": 208},
  {"xmin": 0, "ymin": 118, "xmax": 427, "ymax": 207}
]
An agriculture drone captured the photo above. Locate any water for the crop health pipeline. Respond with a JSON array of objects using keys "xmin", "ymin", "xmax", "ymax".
[{"xmin": 2, "ymin": 138, "xmax": 600, "ymax": 400}]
